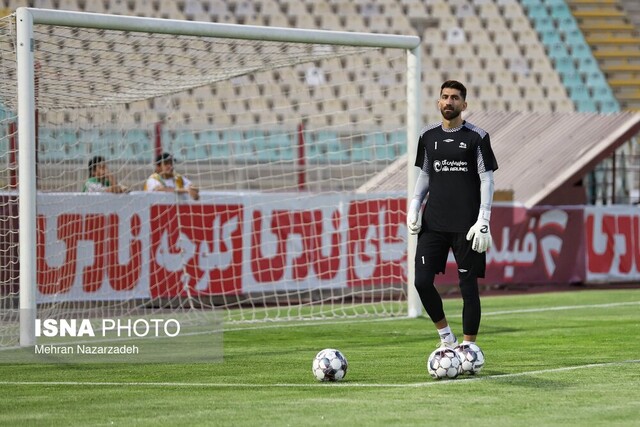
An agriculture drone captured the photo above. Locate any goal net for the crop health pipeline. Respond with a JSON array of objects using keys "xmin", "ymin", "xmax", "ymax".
[{"xmin": 0, "ymin": 8, "xmax": 421, "ymax": 351}]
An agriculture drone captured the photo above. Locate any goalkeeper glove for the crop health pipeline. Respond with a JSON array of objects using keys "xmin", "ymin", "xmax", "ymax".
[
  {"xmin": 407, "ymin": 198, "xmax": 422, "ymax": 235},
  {"xmin": 466, "ymin": 209, "xmax": 492, "ymax": 253}
]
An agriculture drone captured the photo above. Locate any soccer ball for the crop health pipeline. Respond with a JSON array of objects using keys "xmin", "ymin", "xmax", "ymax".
[
  {"xmin": 455, "ymin": 343, "xmax": 485, "ymax": 375},
  {"xmin": 312, "ymin": 348, "xmax": 348, "ymax": 382},
  {"xmin": 427, "ymin": 347, "xmax": 462, "ymax": 379}
]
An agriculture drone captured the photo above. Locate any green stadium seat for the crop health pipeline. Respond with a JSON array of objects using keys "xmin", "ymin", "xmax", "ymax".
[
  {"xmin": 547, "ymin": 43, "xmax": 570, "ymax": 61},
  {"xmin": 224, "ymin": 130, "xmax": 253, "ymax": 163},
  {"xmin": 549, "ymin": 3, "xmax": 571, "ymax": 18},
  {"xmin": 351, "ymin": 141, "xmax": 374, "ymax": 162},
  {"xmin": 563, "ymin": 29, "xmax": 586, "ymax": 48},
  {"xmin": 571, "ymin": 44, "xmax": 594, "ymax": 63},
  {"xmin": 121, "ymin": 129, "xmax": 150, "ymax": 162},
  {"xmin": 576, "ymin": 57, "xmax": 600, "ymax": 74},
  {"xmin": 304, "ymin": 142, "xmax": 322, "ymax": 163},
  {"xmin": 540, "ymin": 30, "xmax": 562, "ymax": 46},
  {"xmin": 533, "ymin": 17, "xmax": 555, "ymax": 33},
  {"xmin": 528, "ymin": 4, "xmax": 549, "ymax": 22},
  {"xmin": 522, "ymin": 0, "xmax": 543, "ymax": 8},
  {"xmin": 598, "ymin": 99, "xmax": 620, "ymax": 113},
  {"xmin": 557, "ymin": 15, "xmax": 580, "ymax": 33},
  {"xmin": 38, "ymin": 129, "xmax": 72, "ymax": 161},
  {"xmin": 584, "ymin": 70, "xmax": 608, "ymax": 88},
  {"xmin": 591, "ymin": 84, "xmax": 615, "ymax": 100},
  {"xmin": 542, "ymin": 0, "xmax": 568, "ymax": 6},
  {"xmin": 561, "ymin": 73, "xmax": 584, "ymax": 90},
  {"xmin": 267, "ymin": 133, "xmax": 294, "ymax": 162},
  {"xmin": 576, "ymin": 99, "xmax": 598, "ymax": 113},
  {"xmin": 201, "ymin": 130, "xmax": 229, "ymax": 161},
  {"xmin": 555, "ymin": 56, "xmax": 577, "ymax": 76},
  {"xmin": 570, "ymin": 85, "xmax": 592, "ymax": 102},
  {"xmin": 313, "ymin": 131, "xmax": 346, "ymax": 163},
  {"xmin": 324, "ymin": 140, "xmax": 346, "ymax": 163},
  {"xmin": 174, "ymin": 131, "xmax": 208, "ymax": 161}
]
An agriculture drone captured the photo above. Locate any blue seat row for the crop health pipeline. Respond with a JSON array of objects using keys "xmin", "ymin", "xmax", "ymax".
[
  {"xmin": 36, "ymin": 129, "xmax": 408, "ymax": 163},
  {"xmin": 523, "ymin": 0, "xmax": 620, "ymax": 113}
]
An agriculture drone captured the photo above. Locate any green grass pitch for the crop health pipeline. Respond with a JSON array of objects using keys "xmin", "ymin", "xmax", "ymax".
[{"xmin": 0, "ymin": 288, "xmax": 639, "ymax": 426}]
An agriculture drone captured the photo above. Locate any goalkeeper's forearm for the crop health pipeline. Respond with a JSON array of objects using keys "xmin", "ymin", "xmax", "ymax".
[
  {"xmin": 411, "ymin": 169, "xmax": 429, "ymax": 205},
  {"xmin": 407, "ymin": 169, "xmax": 429, "ymax": 233},
  {"xmin": 478, "ymin": 170, "xmax": 495, "ymax": 221}
]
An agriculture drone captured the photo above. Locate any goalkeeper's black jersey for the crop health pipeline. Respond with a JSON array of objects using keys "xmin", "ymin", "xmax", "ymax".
[{"xmin": 414, "ymin": 121, "xmax": 498, "ymax": 233}]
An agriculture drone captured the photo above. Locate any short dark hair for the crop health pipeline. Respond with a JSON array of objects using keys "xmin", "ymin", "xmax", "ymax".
[
  {"xmin": 88, "ymin": 155, "xmax": 105, "ymax": 177},
  {"xmin": 440, "ymin": 80, "xmax": 467, "ymax": 100},
  {"xmin": 155, "ymin": 152, "xmax": 174, "ymax": 165}
]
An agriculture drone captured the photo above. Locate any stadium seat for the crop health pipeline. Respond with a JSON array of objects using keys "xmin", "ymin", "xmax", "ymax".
[
  {"xmin": 561, "ymin": 73, "xmax": 584, "ymax": 91},
  {"xmin": 524, "ymin": 85, "xmax": 546, "ymax": 100},
  {"xmin": 576, "ymin": 57, "xmax": 600, "ymax": 75},
  {"xmin": 500, "ymin": 43, "xmax": 523, "ymax": 60},
  {"xmin": 452, "ymin": 43, "xmax": 474, "ymax": 59},
  {"xmin": 598, "ymin": 99, "xmax": 620, "ymax": 113},
  {"xmin": 197, "ymin": 130, "xmax": 224, "ymax": 161},
  {"xmin": 571, "ymin": 44, "xmax": 596, "ymax": 65},
  {"xmin": 591, "ymin": 84, "xmax": 615, "ymax": 101},
  {"xmin": 576, "ymin": 99, "xmax": 598, "ymax": 113},
  {"xmin": 123, "ymin": 130, "xmax": 151, "ymax": 162},
  {"xmin": 509, "ymin": 98, "xmax": 530, "ymax": 111},
  {"xmin": 533, "ymin": 17, "xmax": 555, "ymax": 33},
  {"xmin": 270, "ymin": 133, "xmax": 295, "ymax": 162},
  {"xmin": 527, "ymin": 4, "xmax": 549, "ymax": 22},
  {"xmin": 423, "ymin": 28, "xmax": 445, "ymax": 44},
  {"xmin": 540, "ymin": 30, "xmax": 562, "ymax": 46},
  {"xmin": 174, "ymin": 131, "xmax": 207, "ymax": 161},
  {"xmin": 554, "ymin": 98, "xmax": 575, "ymax": 112},
  {"xmin": 530, "ymin": 99, "xmax": 553, "ymax": 112},
  {"xmin": 446, "ymin": 27, "xmax": 467, "ymax": 45},
  {"xmin": 521, "ymin": 0, "xmax": 543, "ymax": 7},
  {"xmin": 502, "ymin": 4, "xmax": 527, "ymax": 20},
  {"xmin": 224, "ymin": 130, "xmax": 252, "ymax": 163},
  {"xmin": 563, "ymin": 29, "xmax": 586, "ymax": 47},
  {"xmin": 556, "ymin": 15, "xmax": 580, "ymax": 33},
  {"xmin": 387, "ymin": 131, "xmax": 407, "ymax": 155},
  {"xmin": 350, "ymin": 140, "xmax": 374, "ymax": 162},
  {"xmin": 570, "ymin": 85, "xmax": 592, "ymax": 103},
  {"xmin": 584, "ymin": 71, "xmax": 609, "ymax": 89},
  {"xmin": 548, "ymin": 3, "xmax": 572, "ymax": 19},
  {"xmin": 479, "ymin": 3, "xmax": 501, "ymax": 18},
  {"xmin": 38, "ymin": 129, "xmax": 74, "ymax": 162},
  {"xmin": 547, "ymin": 43, "xmax": 570, "ymax": 62}
]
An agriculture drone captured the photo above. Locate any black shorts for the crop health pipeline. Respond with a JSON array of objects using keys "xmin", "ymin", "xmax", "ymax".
[{"xmin": 415, "ymin": 228, "xmax": 486, "ymax": 278}]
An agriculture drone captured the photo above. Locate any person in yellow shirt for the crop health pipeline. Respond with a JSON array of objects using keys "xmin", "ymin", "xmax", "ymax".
[{"xmin": 144, "ymin": 152, "xmax": 199, "ymax": 200}]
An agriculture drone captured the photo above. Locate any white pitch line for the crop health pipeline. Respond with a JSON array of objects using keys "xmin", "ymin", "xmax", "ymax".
[
  {"xmin": 223, "ymin": 300, "xmax": 640, "ymax": 332},
  {"xmin": 482, "ymin": 300, "xmax": 640, "ymax": 317},
  {"xmin": 0, "ymin": 359, "xmax": 638, "ymax": 389}
]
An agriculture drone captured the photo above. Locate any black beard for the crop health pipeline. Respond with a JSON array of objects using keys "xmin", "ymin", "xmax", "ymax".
[{"xmin": 441, "ymin": 109, "xmax": 460, "ymax": 120}]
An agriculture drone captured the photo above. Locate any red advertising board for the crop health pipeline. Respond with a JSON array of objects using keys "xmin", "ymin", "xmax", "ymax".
[{"xmin": 2, "ymin": 193, "xmax": 638, "ymax": 302}]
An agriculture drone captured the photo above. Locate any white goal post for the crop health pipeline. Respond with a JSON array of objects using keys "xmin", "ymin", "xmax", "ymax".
[{"xmin": 6, "ymin": 7, "xmax": 422, "ymax": 347}]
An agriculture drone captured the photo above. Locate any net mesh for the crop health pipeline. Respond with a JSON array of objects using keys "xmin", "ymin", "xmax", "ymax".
[{"xmin": 0, "ymin": 12, "xmax": 410, "ymax": 347}]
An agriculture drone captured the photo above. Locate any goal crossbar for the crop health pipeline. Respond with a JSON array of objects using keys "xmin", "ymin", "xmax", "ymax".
[{"xmin": 26, "ymin": 8, "xmax": 421, "ymax": 50}]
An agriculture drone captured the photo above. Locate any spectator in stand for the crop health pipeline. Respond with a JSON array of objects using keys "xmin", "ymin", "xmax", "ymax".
[
  {"xmin": 144, "ymin": 152, "xmax": 200, "ymax": 200},
  {"xmin": 82, "ymin": 155, "xmax": 128, "ymax": 193}
]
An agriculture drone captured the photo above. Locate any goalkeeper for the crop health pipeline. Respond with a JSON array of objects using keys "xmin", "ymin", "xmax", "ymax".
[{"xmin": 407, "ymin": 80, "xmax": 498, "ymax": 350}]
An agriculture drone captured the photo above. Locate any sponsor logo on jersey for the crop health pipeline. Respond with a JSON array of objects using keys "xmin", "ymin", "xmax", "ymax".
[{"xmin": 432, "ymin": 159, "xmax": 468, "ymax": 173}]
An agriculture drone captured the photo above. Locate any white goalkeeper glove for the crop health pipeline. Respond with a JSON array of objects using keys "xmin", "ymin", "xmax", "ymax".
[
  {"xmin": 407, "ymin": 198, "xmax": 422, "ymax": 235},
  {"xmin": 466, "ymin": 209, "xmax": 492, "ymax": 253}
]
